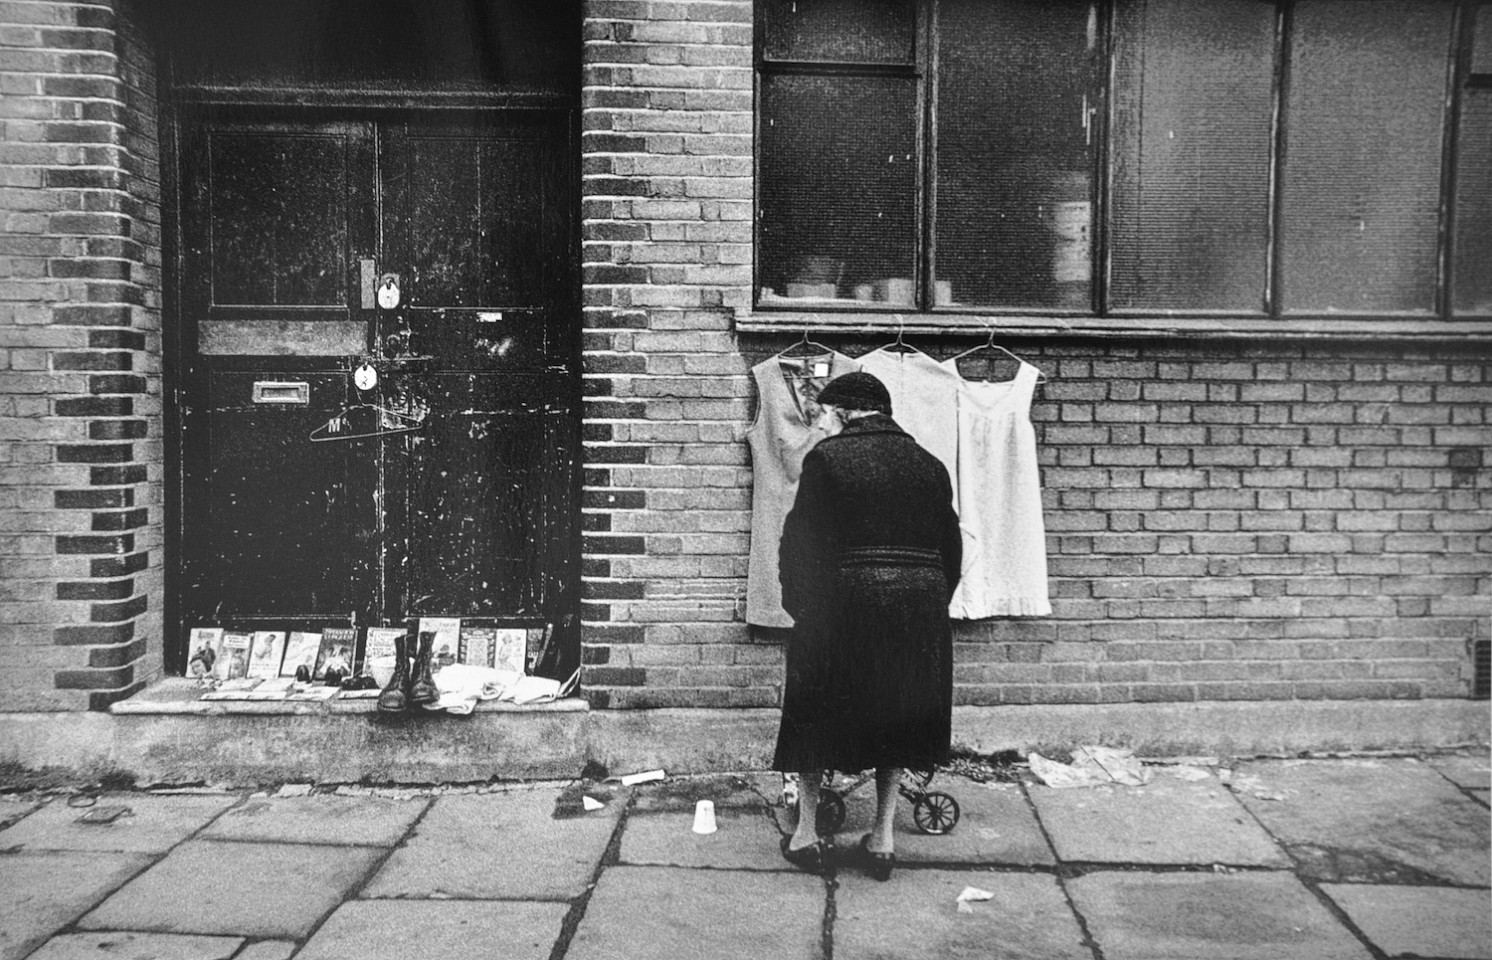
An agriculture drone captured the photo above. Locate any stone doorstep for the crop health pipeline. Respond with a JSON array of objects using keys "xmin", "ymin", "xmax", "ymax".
[{"xmin": 109, "ymin": 677, "xmax": 589, "ymax": 716}]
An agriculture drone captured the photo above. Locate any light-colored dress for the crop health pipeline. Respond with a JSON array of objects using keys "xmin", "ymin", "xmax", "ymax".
[
  {"xmin": 943, "ymin": 360, "xmax": 1052, "ymax": 618},
  {"xmin": 856, "ymin": 346, "xmax": 962, "ymax": 498},
  {"xmin": 745, "ymin": 349, "xmax": 859, "ymax": 627}
]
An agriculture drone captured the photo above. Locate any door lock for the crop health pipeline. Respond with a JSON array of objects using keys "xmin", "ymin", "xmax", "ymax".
[{"xmin": 376, "ymin": 273, "xmax": 401, "ymax": 310}]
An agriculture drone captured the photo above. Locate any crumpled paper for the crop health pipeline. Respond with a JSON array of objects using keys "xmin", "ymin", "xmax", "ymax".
[
  {"xmin": 1028, "ymin": 746, "xmax": 1152, "ymax": 788},
  {"xmin": 956, "ymin": 886, "xmax": 995, "ymax": 913}
]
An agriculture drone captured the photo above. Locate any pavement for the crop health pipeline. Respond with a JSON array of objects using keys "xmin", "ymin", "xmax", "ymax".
[{"xmin": 1, "ymin": 750, "xmax": 1488, "ymax": 960}]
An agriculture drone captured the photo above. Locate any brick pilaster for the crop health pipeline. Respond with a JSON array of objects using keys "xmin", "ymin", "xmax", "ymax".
[{"xmin": 0, "ymin": 0, "xmax": 162, "ymax": 710}]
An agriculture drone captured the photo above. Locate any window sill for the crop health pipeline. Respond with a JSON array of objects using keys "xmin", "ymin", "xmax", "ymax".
[{"xmin": 735, "ymin": 310, "xmax": 1492, "ymax": 341}]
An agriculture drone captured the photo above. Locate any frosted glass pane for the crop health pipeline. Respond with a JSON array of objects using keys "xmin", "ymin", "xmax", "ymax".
[
  {"xmin": 935, "ymin": 0, "xmax": 1099, "ymax": 310},
  {"xmin": 758, "ymin": 75, "xmax": 919, "ymax": 306},
  {"xmin": 761, "ymin": 0, "xmax": 915, "ymax": 63},
  {"xmin": 1453, "ymin": 91, "xmax": 1492, "ymax": 316},
  {"xmin": 1280, "ymin": 1, "xmax": 1452, "ymax": 315},
  {"xmin": 1109, "ymin": 0, "xmax": 1275, "ymax": 313}
]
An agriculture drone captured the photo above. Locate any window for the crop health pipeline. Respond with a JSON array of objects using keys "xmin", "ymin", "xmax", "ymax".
[{"xmin": 755, "ymin": 0, "xmax": 1488, "ymax": 322}]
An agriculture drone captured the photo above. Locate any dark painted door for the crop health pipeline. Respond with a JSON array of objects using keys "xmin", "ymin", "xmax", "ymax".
[{"xmin": 176, "ymin": 109, "xmax": 577, "ymax": 651}]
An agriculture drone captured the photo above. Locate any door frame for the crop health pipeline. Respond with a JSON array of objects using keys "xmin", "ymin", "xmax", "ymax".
[{"xmin": 160, "ymin": 87, "xmax": 583, "ymax": 675}]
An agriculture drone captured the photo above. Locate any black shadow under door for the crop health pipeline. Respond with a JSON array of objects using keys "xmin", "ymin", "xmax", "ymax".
[{"xmin": 175, "ymin": 110, "xmax": 579, "ymax": 663}]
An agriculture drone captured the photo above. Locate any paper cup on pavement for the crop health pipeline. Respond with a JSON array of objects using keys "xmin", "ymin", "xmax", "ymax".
[{"xmin": 692, "ymin": 799, "xmax": 717, "ymax": 835}]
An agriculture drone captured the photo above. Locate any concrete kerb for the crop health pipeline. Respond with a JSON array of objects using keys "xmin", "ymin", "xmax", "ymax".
[{"xmin": 0, "ymin": 697, "xmax": 1487, "ymax": 788}]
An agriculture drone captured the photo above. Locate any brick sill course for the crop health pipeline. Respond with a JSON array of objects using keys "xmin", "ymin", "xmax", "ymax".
[
  {"xmin": 736, "ymin": 311, "xmax": 1492, "ymax": 341},
  {"xmin": 109, "ymin": 678, "xmax": 589, "ymax": 717}
]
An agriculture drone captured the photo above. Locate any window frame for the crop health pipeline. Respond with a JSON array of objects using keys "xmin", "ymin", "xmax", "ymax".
[{"xmin": 743, "ymin": 0, "xmax": 1491, "ymax": 339}]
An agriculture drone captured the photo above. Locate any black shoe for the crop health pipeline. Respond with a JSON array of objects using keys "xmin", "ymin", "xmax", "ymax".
[
  {"xmin": 377, "ymin": 633, "xmax": 412, "ymax": 713},
  {"xmin": 859, "ymin": 834, "xmax": 894, "ymax": 881},
  {"xmin": 780, "ymin": 836, "xmax": 827, "ymax": 875},
  {"xmin": 409, "ymin": 631, "xmax": 438, "ymax": 705}
]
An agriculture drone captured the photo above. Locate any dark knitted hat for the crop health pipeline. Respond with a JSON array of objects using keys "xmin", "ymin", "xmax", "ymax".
[{"xmin": 816, "ymin": 371, "xmax": 892, "ymax": 415}]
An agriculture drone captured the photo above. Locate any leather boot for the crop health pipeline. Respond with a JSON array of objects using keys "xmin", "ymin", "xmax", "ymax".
[
  {"xmin": 409, "ymin": 631, "xmax": 439, "ymax": 706},
  {"xmin": 377, "ymin": 633, "xmax": 412, "ymax": 713}
]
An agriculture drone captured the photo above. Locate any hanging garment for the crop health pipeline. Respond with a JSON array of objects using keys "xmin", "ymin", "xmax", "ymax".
[
  {"xmin": 856, "ymin": 346, "xmax": 963, "ymax": 498},
  {"xmin": 745, "ymin": 348, "xmax": 859, "ymax": 627},
  {"xmin": 942, "ymin": 359, "xmax": 1052, "ymax": 618}
]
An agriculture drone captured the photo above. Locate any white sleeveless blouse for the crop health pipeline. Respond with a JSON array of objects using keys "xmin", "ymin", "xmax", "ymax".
[{"xmin": 942, "ymin": 360, "xmax": 1052, "ymax": 618}]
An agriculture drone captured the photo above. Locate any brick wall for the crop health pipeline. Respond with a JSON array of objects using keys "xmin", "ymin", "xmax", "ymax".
[
  {"xmin": 0, "ymin": 0, "xmax": 163, "ymax": 711},
  {"xmin": 577, "ymin": 0, "xmax": 1491, "ymax": 710}
]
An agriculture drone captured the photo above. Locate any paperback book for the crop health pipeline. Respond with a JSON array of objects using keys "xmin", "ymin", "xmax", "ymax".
[
  {"xmin": 458, "ymin": 626, "xmax": 496, "ymax": 668},
  {"xmin": 218, "ymin": 632, "xmax": 252, "ymax": 680},
  {"xmin": 244, "ymin": 677, "xmax": 296, "ymax": 699},
  {"xmin": 494, "ymin": 628, "xmax": 527, "ymax": 674},
  {"xmin": 314, "ymin": 627, "xmax": 357, "ymax": 681},
  {"xmin": 281, "ymin": 631, "xmax": 322, "ymax": 679},
  {"xmin": 186, "ymin": 627, "xmax": 223, "ymax": 680},
  {"xmin": 246, "ymin": 631, "xmax": 287, "ymax": 679},
  {"xmin": 418, "ymin": 617, "xmax": 461, "ymax": 671},
  {"xmin": 364, "ymin": 627, "xmax": 404, "ymax": 662}
]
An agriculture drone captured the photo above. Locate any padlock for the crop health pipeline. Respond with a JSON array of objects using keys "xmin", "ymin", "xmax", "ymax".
[
  {"xmin": 353, "ymin": 363, "xmax": 378, "ymax": 391},
  {"xmin": 376, "ymin": 273, "xmax": 401, "ymax": 310}
]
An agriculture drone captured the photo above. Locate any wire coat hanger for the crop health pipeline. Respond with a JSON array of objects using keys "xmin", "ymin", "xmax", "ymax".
[
  {"xmin": 779, "ymin": 329, "xmax": 831, "ymax": 358},
  {"xmin": 309, "ymin": 401, "xmax": 428, "ymax": 442},
  {"xmin": 951, "ymin": 329, "xmax": 1048, "ymax": 382}
]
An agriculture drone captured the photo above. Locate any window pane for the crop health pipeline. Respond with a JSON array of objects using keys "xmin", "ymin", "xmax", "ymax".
[
  {"xmin": 935, "ymin": 0, "xmax": 1099, "ymax": 311},
  {"xmin": 1280, "ymin": 1, "xmax": 1452, "ymax": 315},
  {"xmin": 758, "ymin": 75, "xmax": 918, "ymax": 306},
  {"xmin": 1453, "ymin": 91, "xmax": 1492, "ymax": 316},
  {"xmin": 1109, "ymin": 0, "xmax": 1275, "ymax": 313},
  {"xmin": 210, "ymin": 133, "xmax": 348, "ymax": 306},
  {"xmin": 761, "ymin": 0, "xmax": 915, "ymax": 64},
  {"xmin": 1473, "ymin": 2, "xmax": 1492, "ymax": 75}
]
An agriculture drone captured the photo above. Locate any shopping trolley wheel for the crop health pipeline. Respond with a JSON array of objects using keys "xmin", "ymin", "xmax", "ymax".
[
  {"xmin": 912, "ymin": 791, "xmax": 960, "ymax": 834},
  {"xmin": 811, "ymin": 790, "xmax": 847, "ymax": 835}
]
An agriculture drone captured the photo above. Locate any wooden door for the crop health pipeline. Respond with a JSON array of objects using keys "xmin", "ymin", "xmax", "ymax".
[{"xmin": 175, "ymin": 108, "xmax": 578, "ymax": 663}]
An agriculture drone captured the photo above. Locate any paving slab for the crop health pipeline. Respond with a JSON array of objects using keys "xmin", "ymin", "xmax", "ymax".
[
  {"xmin": 231, "ymin": 942, "xmax": 297, "ymax": 960},
  {"xmin": 564, "ymin": 865, "xmax": 824, "ymax": 960},
  {"xmin": 1427, "ymin": 752, "xmax": 1492, "ymax": 790},
  {"xmin": 1067, "ymin": 870, "xmax": 1372, "ymax": 960},
  {"xmin": 200, "ymin": 794, "xmax": 428, "ymax": 846},
  {"xmin": 1474, "ymin": 789, "xmax": 1490, "ymax": 807},
  {"xmin": 0, "ymin": 852, "xmax": 154, "ymax": 960},
  {"xmin": 0, "ymin": 797, "xmax": 38, "ymax": 831},
  {"xmin": 25, "ymin": 932, "xmax": 243, "ymax": 960},
  {"xmin": 835, "ymin": 868, "xmax": 1090, "ymax": 960},
  {"xmin": 1027, "ymin": 776, "xmax": 1288, "ymax": 866},
  {"xmin": 1234, "ymin": 758, "xmax": 1491, "ymax": 885},
  {"xmin": 631, "ymin": 773, "xmax": 780, "ymax": 812},
  {"xmin": 815, "ymin": 780, "xmax": 1054, "ymax": 867},
  {"xmin": 78, "ymin": 839, "xmax": 383, "ymax": 938},
  {"xmin": 1321, "ymin": 883, "xmax": 1492, "ymax": 960},
  {"xmin": 296, "ymin": 900, "xmax": 567, "ymax": 960},
  {"xmin": 621, "ymin": 807, "xmax": 788, "ymax": 870},
  {"xmin": 362, "ymin": 787, "xmax": 621, "ymax": 900},
  {"xmin": 0, "ymin": 794, "xmax": 238, "ymax": 854}
]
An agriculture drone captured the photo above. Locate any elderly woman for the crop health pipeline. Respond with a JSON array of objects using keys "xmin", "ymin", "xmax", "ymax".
[{"xmin": 774, "ymin": 371, "xmax": 962, "ymax": 880}]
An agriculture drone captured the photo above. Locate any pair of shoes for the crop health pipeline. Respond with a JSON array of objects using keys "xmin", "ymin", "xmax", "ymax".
[
  {"xmin": 377, "ymin": 632, "xmax": 440, "ymax": 713},
  {"xmin": 859, "ymin": 834, "xmax": 895, "ymax": 881},
  {"xmin": 780, "ymin": 836, "xmax": 828, "ymax": 875}
]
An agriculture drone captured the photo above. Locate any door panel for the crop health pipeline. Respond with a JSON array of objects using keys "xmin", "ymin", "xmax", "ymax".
[
  {"xmin": 177, "ymin": 109, "xmax": 578, "ymax": 650},
  {"xmin": 199, "ymin": 372, "xmax": 374, "ymax": 617}
]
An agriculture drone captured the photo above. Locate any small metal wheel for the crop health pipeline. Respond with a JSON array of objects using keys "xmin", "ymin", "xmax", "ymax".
[
  {"xmin": 812, "ymin": 790, "xmax": 847, "ymax": 835},
  {"xmin": 912, "ymin": 791, "xmax": 960, "ymax": 834}
]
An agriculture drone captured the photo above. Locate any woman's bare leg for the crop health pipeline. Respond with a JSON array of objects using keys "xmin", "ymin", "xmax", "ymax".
[
  {"xmin": 790, "ymin": 769, "xmax": 823, "ymax": 850},
  {"xmin": 869, "ymin": 767, "xmax": 899, "ymax": 854}
]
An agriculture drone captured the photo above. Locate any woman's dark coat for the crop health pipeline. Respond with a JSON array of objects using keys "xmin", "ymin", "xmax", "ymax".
[{"xmin": 772, "ymin": 413, "xmax": 962, "ymax": 773}]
